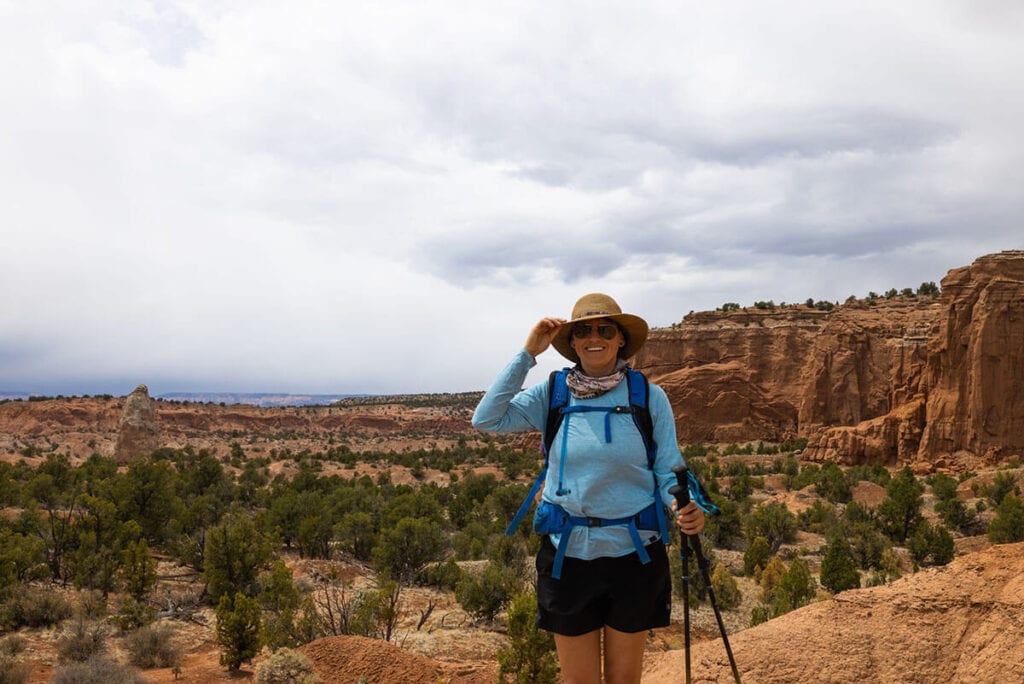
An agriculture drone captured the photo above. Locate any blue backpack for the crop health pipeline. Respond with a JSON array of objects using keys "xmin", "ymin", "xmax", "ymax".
[{"xmin": 504, "ymin": 368, "xmax": 668, "ymax": 579}]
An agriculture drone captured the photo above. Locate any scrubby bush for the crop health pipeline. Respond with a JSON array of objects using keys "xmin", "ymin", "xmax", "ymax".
[
  {"xmin": 701, "ymin": 497, "xmax": 745, "ymax": 549},
  {"xmin": 877, "ymin": 467, "xmax": 924, "ymax": 543},
  {"xmin": 217, "ymin": 592, "xmax": 263, "ymax": 671},
  {"xmin": 0, "ymin": 586, "xmax": 72, "ymax": 630},
  {"xmin": 50, "ymin": 655, "xmax": 145, "ymax": 684},
  {"xmin": 497, "ymin": 593, "xmax": 558, "ymax": 684},
  {"xmin": 418, "ymin": 557, "xmax": 463, "ymax": 591},
  {"xmin": 455, "ymin": 560, "xmax": 520, "ymax": 622},
  {"xmin": 774, "ymin": 557, "xmax": 816, "ymax": 615},
  {"xmin": 710, "ymin": 563, "xmax": 742, "ymax": 610},
  {"xmin": 907, "ymin": 521, "xmax": 954, "ymax": 567},
  {"xmin": 0, "ymin": 635, "xmax": 31, "ymax": 684},
  {"xmin": 743, "ymin": 536, "xmax": 772, "ymax": 577},
  {"xmin": 745, "ymin": 502, "xmax": 798, "ymax": 552},
  {"xmin": 75, "ymin": 590, "xmax": 107, "ymax": 621},
  {"xmin": 124, "ymin": 622, "xmax": 182, "ymax": 669},
  {"xmin": 113, "ymin": 596, "xmax": 156, "ymax": 633},
  {"xmin": 988, "ymin": 494, "xmax": 1024, "ymax": 544},
  {"xmin": 820, "ymin": 536, "xmax": 860, "ymax": 593},
  {"xmin": 254, "ymin": 648, "xmax": 323, "ymax": 684},
  {"xmin": 985, "ymin": 471, "xmax": 1021, "ymax": 508},
  {"xmin": 56, "ymin": 619, "xmax": 108, "ymax": 664}
]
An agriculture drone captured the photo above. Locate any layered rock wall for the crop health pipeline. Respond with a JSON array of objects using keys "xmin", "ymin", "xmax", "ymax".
[{"xmin": 635, "ymin": 251, "xmax": 1024, "ymax": 469}]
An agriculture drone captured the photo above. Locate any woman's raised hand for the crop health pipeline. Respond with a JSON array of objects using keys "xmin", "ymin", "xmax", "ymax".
[{"xmin": 524, "ymin": 317, "xmax": 567, "ymax": 358}]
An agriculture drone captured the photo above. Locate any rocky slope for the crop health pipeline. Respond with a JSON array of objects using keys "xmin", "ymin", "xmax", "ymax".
[
  {"xmin": 635, "ymin": 250, "xmax": 1024, "ymax": 470},
  {"xmin": 642, "ymin": 541, "xmax": 1024, "ymax": 683}
]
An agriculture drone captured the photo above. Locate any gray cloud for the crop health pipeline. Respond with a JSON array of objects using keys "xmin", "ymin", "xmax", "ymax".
[{"xmin": 1, "ymin": 1, "xmax": 1022, "ymax": 394}]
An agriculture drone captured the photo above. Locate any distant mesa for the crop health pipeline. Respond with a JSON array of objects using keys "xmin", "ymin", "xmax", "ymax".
[{"xmin": 156, "ymin": 392, "xmax": 366, "ymax": 407}]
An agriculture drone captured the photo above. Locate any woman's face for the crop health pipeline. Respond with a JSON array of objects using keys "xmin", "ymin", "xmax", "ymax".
[{"xmin": 569, "ymin": 317, "xmax": 625, "ymax": 376}]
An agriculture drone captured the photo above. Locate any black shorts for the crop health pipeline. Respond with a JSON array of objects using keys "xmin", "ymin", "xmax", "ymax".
[{"xmin": 535, "ymin": 536, "xmax": 672, "ymax": 636}]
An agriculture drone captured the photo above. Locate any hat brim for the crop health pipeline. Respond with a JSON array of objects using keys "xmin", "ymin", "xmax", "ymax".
[{"xmin": 551, "ymin": 312, "xmax": 649, "ymax": 364}]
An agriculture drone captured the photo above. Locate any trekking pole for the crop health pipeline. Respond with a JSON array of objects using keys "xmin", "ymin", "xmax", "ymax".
[{"xmin": 669, "ymin": 464, "xmax": 742, "ymax": 684}]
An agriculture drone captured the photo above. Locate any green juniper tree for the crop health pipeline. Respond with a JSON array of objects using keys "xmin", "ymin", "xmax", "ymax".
[
  {"xmin": 820, "ymin": 535, "xmax": 861, "ymax": 593},
  {"xmin": 216, "ymin": 592, "xmax": 262, "ymax": 671}
]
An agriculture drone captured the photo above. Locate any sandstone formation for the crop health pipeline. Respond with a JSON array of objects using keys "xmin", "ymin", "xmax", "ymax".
[
  {"xmin": 642, "ymin": 541, "xmax": 1024, "ymax": 683},
  {"xmin": 635, "ymin": 250, "xmax": 1024, "ymax": 470},
  {"xmin": 113, "ymin": 384, "xmax": 161, "ymax": 464}
]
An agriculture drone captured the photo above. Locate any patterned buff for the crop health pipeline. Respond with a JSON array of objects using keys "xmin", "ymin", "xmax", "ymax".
[{"xmin": 565, "ymin": 359, "xmax": 629, "ymax": 399}]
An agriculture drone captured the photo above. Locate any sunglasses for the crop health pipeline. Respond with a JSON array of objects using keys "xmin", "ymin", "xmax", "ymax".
[{"xmin": 570, "ymin": 323, "xmax": 619, "ymax": 340}]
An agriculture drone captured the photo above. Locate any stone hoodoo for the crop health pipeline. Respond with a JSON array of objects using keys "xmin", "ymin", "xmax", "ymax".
[
  {"xmin": 114, "ymin": 384, "xmax": 161, "ymax": 464},
  {"xmin": 634, "ymin": 250, "xmax": 1024, "ymax": 469}
]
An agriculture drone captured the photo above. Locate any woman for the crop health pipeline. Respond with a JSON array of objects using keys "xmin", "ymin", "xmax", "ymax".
[{"xmin": 472, "ymin": 293, "xmax": 706, "ymax": 684}]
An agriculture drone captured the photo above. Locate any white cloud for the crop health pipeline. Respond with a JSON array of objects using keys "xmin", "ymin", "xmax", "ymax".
[{"xmin": 1, "ymin": 0, "xmax": 1022, "ymax": 395}]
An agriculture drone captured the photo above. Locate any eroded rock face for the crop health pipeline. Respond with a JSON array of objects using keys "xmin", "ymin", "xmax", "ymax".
[
  {"xmin": 114, "ymin": 384, "xmax": 160, "ymax": 464},
  {"xmin": 918, "ymin": 251, "xmax": 1024, "ymax": 464},
  {"xmin": 635, "ymin": 250, "xmax": 1024, "ymax": 468}
]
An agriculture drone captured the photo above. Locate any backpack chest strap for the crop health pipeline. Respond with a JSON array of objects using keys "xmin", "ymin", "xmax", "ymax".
[{"xmin": 560, "ymin": 404, "xmax": 634, "ymax": 443}]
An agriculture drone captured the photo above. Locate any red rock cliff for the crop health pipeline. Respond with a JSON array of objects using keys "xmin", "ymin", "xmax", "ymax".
[{"xmin": 634, "ymin": 250, "xmax": 1024, "ymax": 469}]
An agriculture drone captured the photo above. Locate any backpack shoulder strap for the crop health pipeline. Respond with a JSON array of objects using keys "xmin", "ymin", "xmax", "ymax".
[
  {"xmin": 625, "ymin": 369, "xmax": 657, "ymax": 468},
  {"xmin": 543, "ymin": 368, "xmax": 571, "ymax": 457}
]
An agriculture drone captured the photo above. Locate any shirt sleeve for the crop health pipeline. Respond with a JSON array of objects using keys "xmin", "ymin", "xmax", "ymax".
[
  {"xmin": 648, "ymin": 382, "xmax": 686, "ymax": 509},
  {"xmin": 471, "ymin": 348, "xmax": 549, "ymax": 433}
]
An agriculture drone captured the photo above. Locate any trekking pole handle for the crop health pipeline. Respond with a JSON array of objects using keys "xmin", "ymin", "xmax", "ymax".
[{"xmin": 669, "ymin": 463, "xmax": 691, "ymax": 508}]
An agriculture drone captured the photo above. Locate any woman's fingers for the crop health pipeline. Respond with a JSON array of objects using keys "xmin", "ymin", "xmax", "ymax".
[
  {"xmin": 674, "ymin": 501, "xmax": 706, "ymax": 535},
  {"xmin": 524, "ymin": 317, "xmax": 567, "ymax": 357}
]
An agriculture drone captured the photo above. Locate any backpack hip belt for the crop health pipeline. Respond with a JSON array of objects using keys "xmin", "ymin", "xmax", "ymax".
[{"xmin": 533, "ymin": 499, "xmax": 667, "ymax": 579}]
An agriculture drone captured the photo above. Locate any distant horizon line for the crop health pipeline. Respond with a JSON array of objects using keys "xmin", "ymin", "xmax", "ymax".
[{"xmin": 0, "ymin": 389, "xmax": 484, "ymax": 400}]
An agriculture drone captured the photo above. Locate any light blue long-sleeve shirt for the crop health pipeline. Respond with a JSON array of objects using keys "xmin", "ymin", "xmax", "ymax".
[{"xmin": 472, "ymin": 348, "xmax": 686, "ymax": 560}]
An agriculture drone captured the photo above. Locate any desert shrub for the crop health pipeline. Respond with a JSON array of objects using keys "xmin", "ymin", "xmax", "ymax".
[
  {"xmin": 75, "ymin": 590, "xmax": 108, "ymax": 621},
  {"xmin": 0, "ymin": 586, "xmax": 72, "ymax": 630},
  {"xmin": 745, "ymin": 502, "xmax": 798, "ymax": 552},
  {"xmin": 846, "ymin": 521, "xmax": 890, "ymax": 570},
  {"xmin": 254, "ymin": 647, "xmax": 323, "ymax": 684},
  {"xmin": 866, "ymin": 548, "xmax": 904, "ymax": 587},
  {"xmin": 787, "ymin": 463, "xmax": 819, "ymax": 491},
  {"xmin": 877, "ymin": 467, "xmax": 924, "ymax": 543},
  {"xmin": 815, "ymin": 463, "xmax": 852, "ymax": 503},
  {"xmin": 56, "ymin": 619, "xmax": 108, "ymax": 664},
  {"xmin": 0, "ymin": 635, "xmax": 31, "ymax": 684},
  {"xmin": 928, "ymin": 473, "xmax": 959, "ymax": 501},
  {"xmin": 497, "ymin": 592, "xmax": 558, "ymax": 684},
  {"xmin": 985, "ymin": 471, "xmax": 1021, "ymax": 508},
  {"xmin": 702, "ymin": 497, "xmax": 745, "ymax": 549},
  {"xmin": 113, "ymin": 596, "xmax": 156, "ymax": 632},
  {"xmin": 743, "ymin": 536, "xmax": 772, "ymax": 576},
  {"xmin": 710, "ymin": 563, "xmax": 742, "ymax": 610},
  {"xmin": 797, "ymin": 500, "xmax": 840, "ymax": 535},
  {"xmin": 668, "ymin": 541, "xmax": 719, "ymax": 603},
  {"xmin": 216, "ymin": 592, "xmax": 263, "ymax": 671},
  {"xmin": 907, "ymin": 521, "xmax": 955, "ymax": 567},
  {"xmin": 774, "ymin": 557, "xmax": 816, "ymax": 616},
  {"xmin": 50, "ymin": 655, "xmax": 145, "ymax": 684},
  {"xmin": 455, "ymin": 560, "xmax": 520, "ymax": 622},
  {"xmin": 987, "ymin": 494, "xmax": 1024, "ymax": 544},
  {"xmin": 820, "ymin": 536, "xmax": 860, "ymax": 593},
  {"xmin": 418, "ymin": 557, "xmax": 463, "ymax": 591},
  {"xmin": 123, "ymin": 622, "xmax": 182, "ymax": 669}
]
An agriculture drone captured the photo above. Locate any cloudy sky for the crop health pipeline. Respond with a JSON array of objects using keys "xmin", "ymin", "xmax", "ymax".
[{"xmin": 2, "ymin": 1, "xmax": 1022, "ymax": 396}]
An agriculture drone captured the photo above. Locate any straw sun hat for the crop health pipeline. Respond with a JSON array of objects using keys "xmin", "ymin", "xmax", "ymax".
[{"xmin": 551, "ymin": 293, "xmax": 649, "ymax": 364}]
